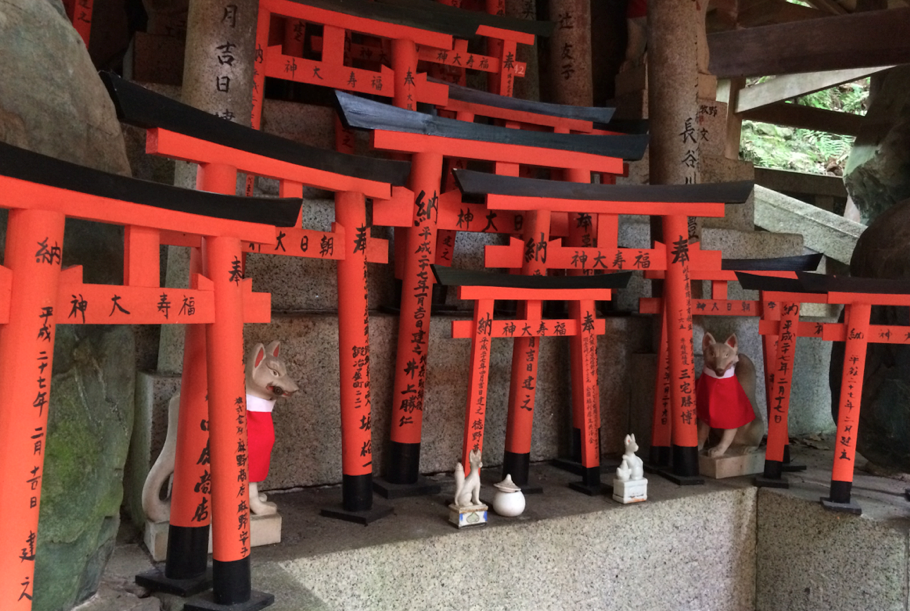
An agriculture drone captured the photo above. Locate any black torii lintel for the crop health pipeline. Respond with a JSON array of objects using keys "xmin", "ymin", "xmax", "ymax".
[
  {"xmin": 101, "ymin": 73, "xmax": 411, "ymax": 187},
  {"xmin": 721, "ymin": 253, "xmax": 823, "ymax": 272},
  {"xmin": 335, "ymin": 91, "xmax": 649, "ymax": 161},
  {"xmin": 375, "ymin": 0, "xmax": 554, "ymax": 37},
  {"xmin": 432, "ymin": 264, "xmax": 632, "ymax": 290},
  {"xmin": 430, "ymin": 77, "xmax": 615, "ymax": 124},
  {"xmin": 735, "ymin": 272, "xmax": 824, "ymax": 294},
  {"xmin": 0, "ymin": 141, "xmax": 302, "ymax": 227},
  {"xmin": 452, "ymin": 168, "xmax": 753, "ymax": 204},
  {"xmin": 797, "ymin": 271, "xmax": 910, "ymax": 295}
]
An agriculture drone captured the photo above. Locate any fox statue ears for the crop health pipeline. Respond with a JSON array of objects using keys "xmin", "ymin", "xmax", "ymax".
[
  {"xmin": 702, "ymin": 332, "xmax": 738, "ymax": 352},
  {"xmin": 252, "ymin": 341, "xmax": 282, "ymax": 368},
  {"xmin": 624, "ymin": 433, "xmax": 636, "ymax": 445}
]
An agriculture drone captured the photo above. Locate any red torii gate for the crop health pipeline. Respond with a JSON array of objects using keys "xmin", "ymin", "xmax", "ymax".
[
  {"xmin": 335, "ymin": 90, "xmax": 643, "ymax": 495},
  {"xmin": 738, "ymin": 271, "xmax": 910, "ymax": 515},
  {"xmin": 452, "ymin": 168, "xmax": 753, "ymax": 485},
  {"xmin": 431, "ymin": 265, "xmax": 631, "ymax": 491},
  {"xmin": 638, "ymin": 252, "xmax": 823, "ymax": 471},
  {"xmin": 103, "ymin": 74, "xmax": 414, "ymax": 537},
  {"xmin": 0, "ymin": 141, "xmax": 300, "ymax": 611},
  {"xmin": 250, "ymin": 0, "xmax": 549, "ymax": 135},
  {"xmin": 428, "ymin": 80, "xmax": 632, "ymax": 477}
]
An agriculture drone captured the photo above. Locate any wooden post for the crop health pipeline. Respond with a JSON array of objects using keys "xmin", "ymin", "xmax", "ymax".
[
  {"xmin": 649, "ymin": 311, "xmax": 672, "ymax": 467},
  {"xmin": 756, "ymin": 301, "xmax": 799, "ymax": 487},
  {"xmin": 661, "ymin": 215, "xmax": 701, "ymax": 482},
  {"xmin": 461, "ymin": 299, "xmax": 495, "ymax": 471},
  {"xmin": 0, "ymin": 208, "xmax": 65, "ymax": 610},
  {"xmin": 387, "ymin": 152, "xmax": 444, "ymax": 485},
  {"xmin": 823, "ymin": 302, "xmax": 871, "ymax": 513},
  {"xmin": 503, "ymin": 209, "xmax": 550, "ymax": 487}
]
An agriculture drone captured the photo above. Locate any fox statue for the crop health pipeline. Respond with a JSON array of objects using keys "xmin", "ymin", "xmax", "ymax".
[
  {"xmin": 616, "ymin": 434, "xmax": 644, "ymax": 482},
  {"xmin": 141, "ymin": 340, "xmax": 298, "ymax": 523},
  {"xmin": 696, "ymin": 333, "xmax": 764, "ymax": 458},
  {"xmin": 245, "ymin": 340, "xmax": 299, "ymax": 515},
  {"xmin": 453, "ymin": 449, "xmax": 483, "ymax": 508}
]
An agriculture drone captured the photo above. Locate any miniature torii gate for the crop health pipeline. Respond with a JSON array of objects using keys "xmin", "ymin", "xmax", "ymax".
[
  {"xmin": 737, "ymin": 271, "xmax": 910, "ymax": 515},
  {"xmin": 103, "ymin": 74, "xmax": 416, "ymax": 536},
  {"xmin": 638, "ymin": 253, "xmax": 823, "ymax": 471},
  {"xmin": 0, "ymin": 141, "xmax": 300, "ymax": 611},
  {"xmin": 428, "ymin": 78, "xmax": 632, "ymax": 475},
  {"xmin": 335, "ymin": 90, "xmax": 646, "ymax": 495},
  {"xmin": 250, "ymin": 0, "xmax": 549, "ymax": 136},
  {"xmin": 431, "ymin": 265, "xmax": 632, "ymax": 491},
  {"xmin": 452, "ymin": 168, "xmax": 753, "ymax": 485}
]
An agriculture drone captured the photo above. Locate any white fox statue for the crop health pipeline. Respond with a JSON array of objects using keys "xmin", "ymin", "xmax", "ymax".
[
  {"xmin": 453, "ymin": 449, "xmax": 483, "ymax": 508},
  {"xmin": 616, "ymin": 434, "xmax": 644, "ymax": 482},
  {"xmin": 142, "ymin": 340, "xmax": 298, "ymax": 523}
]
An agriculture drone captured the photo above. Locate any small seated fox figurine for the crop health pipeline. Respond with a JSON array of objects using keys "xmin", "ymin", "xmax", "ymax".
[
  {"xmin": 696, "ymin": 333, "xmax": 764, "ymax": 458},
  {"xmin": 453, "ymin": 449, "xmax": 483, "ymax": 508}
]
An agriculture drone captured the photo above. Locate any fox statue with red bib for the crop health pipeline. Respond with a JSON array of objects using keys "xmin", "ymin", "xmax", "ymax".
[{"xmin": 696, "ymin": 333, "xmax": 764, "ymax": 458}]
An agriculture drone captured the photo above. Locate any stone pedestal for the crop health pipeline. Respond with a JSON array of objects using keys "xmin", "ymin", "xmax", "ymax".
[
  {"xmin": 449, "ymin": 504, "xmax": 489, "ymax": 528},
  {"xmin": 612, "ymin": 478, "xmax": 648, "ymax": 504},
  {"xmin": 699, "ymin": 449, "xmax": 765, "ymax": 479},
  {"xmin": 144, "ymin": 513, "xmax": 283, "ymax": 562}
]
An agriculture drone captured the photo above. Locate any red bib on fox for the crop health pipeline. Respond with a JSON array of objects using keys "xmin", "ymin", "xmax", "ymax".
[{"xmin": 696, "ymin": 368, "xmax": 755, "ymax": 430}]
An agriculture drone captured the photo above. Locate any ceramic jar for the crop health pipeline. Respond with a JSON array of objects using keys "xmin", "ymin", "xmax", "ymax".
[{"xmin": 492, "ymin": 474, "xmax": 525, "ymax": 517}]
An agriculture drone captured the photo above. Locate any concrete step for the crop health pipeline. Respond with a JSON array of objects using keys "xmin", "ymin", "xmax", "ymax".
[{"xmin": 101, "ymin": 452, "xmax": 910, "ymax": 611}]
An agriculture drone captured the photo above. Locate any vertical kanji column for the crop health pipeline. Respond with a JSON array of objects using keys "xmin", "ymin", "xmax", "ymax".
[
  {"xmin": 386, "ymin": 151, "xmax": 443, "ymax": 487},
  {"xmin": 0, "ymin": 208, "xmax": 65, "ymax": 609},
  {"xmin": 824, "ymin": 302, "xmax": 871, "ymax": 513},
  {"xmin": 503, "ymin": 199, "xmax": 550, "ymax": 487},
  {"xmin": 757, "ymin": 301, "xmax": 799, "ymax": 487},
  {"xmin": 662, "ymin": 215, "xmax": 701, "ymax": 482},
  {"xmin": 649, "ymin": 311, "xmax": 672, "ymax": 467},
  {"xmin": 563, "ymin": 166, "xmax": 598, "ymax": 469},
  {"xmin": 461, "ymin": 299, "xmax": 495, "ymax": 470}
]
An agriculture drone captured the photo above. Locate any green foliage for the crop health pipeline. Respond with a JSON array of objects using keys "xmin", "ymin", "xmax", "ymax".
[{"xmin": 739, "ymin": 78, "xmax": 869, "ymax": 175}]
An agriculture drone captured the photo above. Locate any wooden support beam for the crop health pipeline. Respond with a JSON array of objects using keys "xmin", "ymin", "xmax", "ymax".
[
  {"xmin": 708, "ymin": 8, "xmax": 910, "ymax": 77},
  {"xmin": 754, "ymin": 168, "xmax": 848, "ymax": 199},
  {"xmin": 735, "ymin": 66, "xmax": 893, "ymax": 113},
  {"xmin": 741, "ymin": 102, "xmax": 864, "ymax": 136},
  {"xmin": 807, "ymin": 0, "xmax": 849, "ymax": 14},
  {"xmin": 737, "ymin": 0, "xmax": 827, "ymax": 27}
]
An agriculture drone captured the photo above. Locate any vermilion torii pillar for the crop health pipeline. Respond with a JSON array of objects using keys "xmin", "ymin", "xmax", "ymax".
[
  {"xmin": 0, "ymin": 140, "xmax": 298, "ymax": 611},
  {"xmin": 638, "ymin": 253, "xmax": 823, "ymax": 471},
  {"xmin": 334, "ymin": 90, "xmax": 641, "ymax": 495},
  {"xmin": 453, "ymin": 169, "xmax": 753, "ymax": 484},
  {"xmin": 103, "ymin": 75, "xmax": 411, "ymax": 528},
  {"xmin": 432, "ymin": 265, "xmax": 631, "ymax": 494},
  {"xmin": 738, "ymin": 271, "xmax": 910, "ymax": 515}
]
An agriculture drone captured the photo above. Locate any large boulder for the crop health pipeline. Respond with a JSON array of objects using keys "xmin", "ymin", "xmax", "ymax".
[
  {"xmin": 0, "ymin": 1, "xmax": 135, "ymax": 609},
  {"xmin": 830, "ymin": 198, "xmax": 910, "ymax": 471},
  {"xmin": 844, "ymin": 66, "xmax": 910, "ymax": 224}
]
